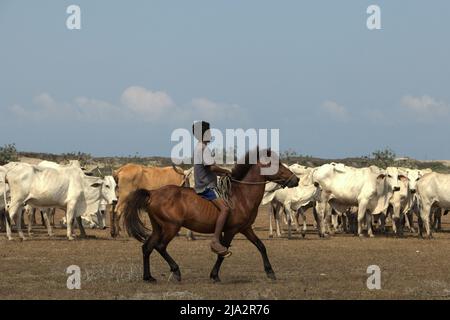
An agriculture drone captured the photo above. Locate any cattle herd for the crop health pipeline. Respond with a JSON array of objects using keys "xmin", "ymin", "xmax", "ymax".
[
  {"xmin": 263, "ymin": 163, "xmax": 449, "ymax": 239},
  {"xmin": 0, "ymin": 159, "xmax": 449, "ymax": 241}
]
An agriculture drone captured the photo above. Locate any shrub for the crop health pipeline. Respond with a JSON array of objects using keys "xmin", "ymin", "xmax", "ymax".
[{"xmin": 0, "ymin": 143, "xmax": 19, "ymax": 165}]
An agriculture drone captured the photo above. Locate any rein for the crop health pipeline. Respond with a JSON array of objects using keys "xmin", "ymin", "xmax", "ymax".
[
  {"xmin": 231, "ymin": 173, "xmax": 297, "ymax": 187},
  {"xmin": 216, "ymin": 173, "xmax": 297, "ymax": 209}
]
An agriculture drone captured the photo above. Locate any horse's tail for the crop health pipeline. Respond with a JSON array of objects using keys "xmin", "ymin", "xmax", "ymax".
[{"xmin": 123, "ymin": 189, "xmax": 152, "ymax": 243}]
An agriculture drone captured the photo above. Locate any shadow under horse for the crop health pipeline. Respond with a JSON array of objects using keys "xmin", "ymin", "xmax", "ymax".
[{"xmin": 123, "ymin": 149, "xmax": 299, "ymax": 282}]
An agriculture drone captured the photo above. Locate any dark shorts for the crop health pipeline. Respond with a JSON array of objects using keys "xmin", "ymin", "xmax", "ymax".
[{"xmin": 198, "ymin": 188, "xmax": 219, "ymax": 201}]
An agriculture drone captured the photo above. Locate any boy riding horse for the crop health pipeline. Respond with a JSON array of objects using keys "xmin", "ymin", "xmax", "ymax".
[{"xmin": 192, "ymin": 121, "xmax": 232, "ymax": 258}]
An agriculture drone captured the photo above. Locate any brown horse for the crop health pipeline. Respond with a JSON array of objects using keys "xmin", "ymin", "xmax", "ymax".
[{"xmin": 123, "ymin": 150, "xmax": 299, "ymax": 282}]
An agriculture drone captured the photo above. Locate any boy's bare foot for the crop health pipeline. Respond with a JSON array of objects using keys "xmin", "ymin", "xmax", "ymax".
[{"xmin": 210, "ymin": 239, "xmax": 232, "ymax": 258}]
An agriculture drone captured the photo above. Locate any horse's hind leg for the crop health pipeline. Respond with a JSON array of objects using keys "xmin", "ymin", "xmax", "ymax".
[
  {"xmin": 155, "ymin": 224, "xmax": 182, "ymax": 282},
  {"xmin": 241, "ymin": 227, "xmax": 276, "ymax": 280},
  {"xmin": 142, "ymin": 226, "xmax": 161, "ymax": 282}
]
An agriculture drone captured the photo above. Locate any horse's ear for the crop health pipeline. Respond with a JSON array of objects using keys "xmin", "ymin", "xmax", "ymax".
[{"xmin": 258, "ymin": 151, "xmax": 272, "ymax": 168}]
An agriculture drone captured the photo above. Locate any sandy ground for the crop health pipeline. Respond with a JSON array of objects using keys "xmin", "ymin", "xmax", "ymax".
[{"xmin": 1, "ymin": 207, "xmax": 450, "ymax": 300}]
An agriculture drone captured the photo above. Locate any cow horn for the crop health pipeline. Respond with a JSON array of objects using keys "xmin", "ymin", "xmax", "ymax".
[
  {"xmin": 172, "ymin": 164, "xmax": 185, "ymax": 176},
  {"xmin": 96, "ymin": 167, "xmax": 104, "ymax": 178}
]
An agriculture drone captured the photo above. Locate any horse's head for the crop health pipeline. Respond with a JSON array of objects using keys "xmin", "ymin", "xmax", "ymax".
[
  {"xmin": 258, "ymin": 149, "xmax": 299, "ymax": 188},
  {"xmin": 232, "ymin": 148, "xmax": 299, "ymax": 188}
]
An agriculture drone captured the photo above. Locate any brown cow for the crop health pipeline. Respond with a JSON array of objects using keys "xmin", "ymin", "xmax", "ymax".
[{"xmin": 111, "ymin": 164, "xmax": 193, "ymax": 238}]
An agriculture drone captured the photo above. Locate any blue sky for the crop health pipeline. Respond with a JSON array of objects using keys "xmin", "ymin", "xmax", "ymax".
[{"xmin": 1, "ymin": 0, "xmax": 450, "ymax": 159}]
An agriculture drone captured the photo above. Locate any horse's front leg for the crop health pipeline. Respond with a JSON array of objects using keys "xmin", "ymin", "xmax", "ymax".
[
  {"xmin": 241, "ymin": 227, "xmax": 276, "ymax": 280},
  {"xmin": 210, "ymin": 231, "xmax": 236, "ymax": 282}
]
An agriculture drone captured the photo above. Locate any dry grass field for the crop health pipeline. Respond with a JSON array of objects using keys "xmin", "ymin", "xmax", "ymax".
[{"xmin": 1, "ymin": 207, "xmax": 450, "ymax": 300}]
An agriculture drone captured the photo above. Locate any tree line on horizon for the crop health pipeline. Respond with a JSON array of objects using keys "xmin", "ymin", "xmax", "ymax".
[{"xmin": 1, "ymin": 143, "xmax": 449, "ymax": 173}]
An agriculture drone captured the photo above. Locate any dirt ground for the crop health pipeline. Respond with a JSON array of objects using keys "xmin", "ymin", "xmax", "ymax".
[{"xmin": 1, "ymin": 207, "xmax": 450, "ymax": 300}]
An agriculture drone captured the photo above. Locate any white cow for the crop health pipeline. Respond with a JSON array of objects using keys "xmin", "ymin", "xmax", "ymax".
[
  {"xmin": 313, "ymin": 163, "xmax": 398, "ymax": 237},
  {"xmin": 375, "ymin": 167, "xmax": 411, "ymax": 235},
  {"xmin": 60, "ymin": 175, "xmax": 117, "ymax": 230},
  {"xmin": 416, "ymin": 172, "xmax": 450, "ymax": 238},
  {"xmin": 288, "ymin": 164, "xmax": 310, "ymax": 177},
  {"xmin": 36, "ymin": 161, "xmax": 117, "ymax": 231},
  {"xmin": 0, "ymin": 166, "xmax": 8, "ymax": 212},
  {"xmin": 262, "ymin": 168, "xmax": 322, "ymax": 238},
  {"xmin": 25, "ymin": 161, "xmax": 81, "ymax": 236},
  {"xmin": 97, "ymin": 175, "xmax": 117, "ymax": 229},
  {"xmin": 402, "ymin": 168, "xmax": 433, "ymax": 232},
  {"xmin": 3, "ymin": 162, "xmax": 117, "ymax": 240},
  {"xmin": 0, "ymin": 166, "xmax": 8, "ymax": 232}
]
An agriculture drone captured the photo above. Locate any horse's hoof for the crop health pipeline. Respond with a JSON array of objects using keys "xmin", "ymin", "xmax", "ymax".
[
  {"xmin": 7, "ymin": 237, "xmax": 13, "ymax": 241},
  {"xmin": 301, "ymin": 232, "xmax": 306, "ymax": 238},
  {"xmin": 369, "ymin": 234, "xmax": 375, "ymax": 238},
  {"xmin": 266, "ymin": 271, "xmax": 277, "ymax": 280},
  {"xmin": 68, "ymin": 236, "xmax": 75, "ymax": 241},
  {"xmin": 143, "ymin": 276, "xmax": 157, "ymax": 283},
  {"xmin": 210, "ymin": 275, "xmax": 221, "ymax": 283},
  {"xmin": 269, "ymin": 234, "xmax": 273, "ymax": 238},
  {"xmin": 171, "ymin": 270, "xmax": 182, "ymax": 282},
  {"xmin": 358, "ymin": 234, "xmax": 365, "ymax": 238}
]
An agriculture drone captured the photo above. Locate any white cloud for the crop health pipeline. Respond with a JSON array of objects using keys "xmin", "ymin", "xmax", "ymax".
[
  {"xmin": 9, "ymin": 87, "xmax": 244, "ymax": 125},
  {"xmin": 120, "ymin": 86, "xmax": 175, "ymax": 120},
  {"xmin": 401, "ymin": 95, "xmax": 449, "ymax": 117},
  {"xmin": 9, "ymin": 104, "xmax": 31, "ymax": 118},
  {"xmin": 10, "ymin": 93, "xmax": 121, "ymax": 121},
  {"xmin": 321, "ymin": 100, "xmax": 349, "ymax": 121},
  {"xmin": 75, "ymin": 97, "xmax": 123, "ymax": 119},
  {"xmin": 188, "ymin": 98, "xmax": 243, "ymax": 121},
  {"xmin": 10, "ymin": 93, "xmax": 73, "ymax": 120}
]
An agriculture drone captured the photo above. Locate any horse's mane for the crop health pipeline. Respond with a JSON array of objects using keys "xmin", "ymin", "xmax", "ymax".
[{"xmin": 231, "ymin": 148, "xmax": 272, "ymax": 180}]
